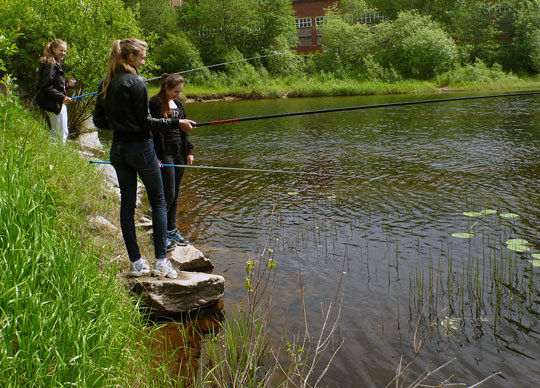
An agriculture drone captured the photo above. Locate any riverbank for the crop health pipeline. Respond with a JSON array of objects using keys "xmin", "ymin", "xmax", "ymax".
[{"xmin": 147, "ymin": 68, "xmax": 540, "ymax": 103}]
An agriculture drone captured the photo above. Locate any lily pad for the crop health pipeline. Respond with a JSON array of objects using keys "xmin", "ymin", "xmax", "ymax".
[
  {"xmin": 287, "ymin": 191, "xmax": 299, "ymax": 196},
  {"xmin": 452, "ymin": 232, "xmax": 474, "ymax": 238},
  {"xmin": 463, "ymin": 209, "xmax": 497, "ymax": 217},
  {"xmin": 500, "ymin": 213, "xmax": 520, "ymax": 218},
  {"xmin": 480, "ymin": 209, "xmax": 497, "ymax": 215},
  {"xmin": 506, "ymin": 239, "xmax": 529, "ymax": 246},
  {"xmin": 463, "ymin": 211, "xmax": 483, "ymax": 217},
  {"xmin": 529, "ymin": 259, "xmax": 540, "ymax": 267},
  {"xmin": 327, "ymin": 195, "xmax": 337, "ymax": 199},
  {"xmin": 506, "ymin": 244, "xmax": 530, "ymax": 253}
]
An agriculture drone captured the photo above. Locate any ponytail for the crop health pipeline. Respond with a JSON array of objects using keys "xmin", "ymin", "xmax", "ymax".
[{"xmin": 101, "ymin": 38, "xmax": 147, "ymax": 97}]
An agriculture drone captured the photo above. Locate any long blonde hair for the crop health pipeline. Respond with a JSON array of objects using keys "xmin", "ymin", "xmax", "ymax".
[
  {"xmin": 101, "ymin": 38, "xmax": 147, "ymax": 97},
  {"xmin": 40, "ymin": 39, "xmax": 66, "ymax": 65},
  {"xmin": 152, "ymin": 73, "xmax": 185, "ymax": 118}
]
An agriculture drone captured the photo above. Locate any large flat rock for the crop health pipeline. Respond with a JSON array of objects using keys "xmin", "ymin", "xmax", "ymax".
[{"xmin": 127, "ymin": 272, "xmax": 225, "ymax": 315}]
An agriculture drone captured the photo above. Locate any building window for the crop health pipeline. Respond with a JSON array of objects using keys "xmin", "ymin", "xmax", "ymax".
[
  {"xmin": 295, "ymin": 17, "xmax": 312, "ymax": 29},
  {"xmin": 358, "ymin": 12, "xmax": 385, "ymax": 24},
  {"xmin": 315, "ymin": 16, "xmax": 326, "ymax": 26}
]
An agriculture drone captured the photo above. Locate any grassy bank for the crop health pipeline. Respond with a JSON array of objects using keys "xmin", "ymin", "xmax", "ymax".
[
  {"xmin": 0, "ymin": 95, "xmax": 160, "ymax": 386},
  {"xmin": 146, "ymin": 66, "xmax": 540, "ymax": 102}
]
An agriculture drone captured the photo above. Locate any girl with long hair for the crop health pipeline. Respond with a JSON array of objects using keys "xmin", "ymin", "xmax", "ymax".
[
  {"xmin": 149, "ymin": 73, "xmax": 193, "ymax": 250},
  {"xmin": 36, "ymin": 39, "xmax": 76, "ymax": 144},
  {"xmin": 93, "ymin": 38, "xmax": 196, "ymax": 278}
]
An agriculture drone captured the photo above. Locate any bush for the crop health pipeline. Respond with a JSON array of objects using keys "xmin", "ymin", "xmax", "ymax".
[
  {"xmin": 152, "ymin": 33, "xmax": 209, "ymax": 84},
  {"xmin": 372, "ymin": 11, "xmax": 458, "ymax": 79}
]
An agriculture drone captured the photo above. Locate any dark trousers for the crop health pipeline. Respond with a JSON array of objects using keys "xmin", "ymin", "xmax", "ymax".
[
  {"xmin": 157, "ymin": 143, "xmax": 186, "ymax": 231},
  {"xmin": 110, "ymin": 138, "xmax": 167, "ymax": 261}
]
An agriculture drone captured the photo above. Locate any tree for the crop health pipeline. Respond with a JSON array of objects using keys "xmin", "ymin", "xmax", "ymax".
[
  {"xmin": 177, "ymin": 0, "xmax": 296, "ymax": 66},
  {"xmin": 498, "ymin": 0, "xmax": 540, "ymax": 73},
  {"xmin": 372, "ymin": 11, "xmax": 458, "ymax": 79},
  {"xmin": 152, "ymin": 33, "xmax": 209, "ymax": 83}
]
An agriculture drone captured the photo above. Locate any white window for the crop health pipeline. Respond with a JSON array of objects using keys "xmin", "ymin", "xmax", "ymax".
[
  {"xmin": 315, "ymin": 16, "xmax": 326, "ymax": 26},
  {"xmin": 295, "ymin": 17, "xmax": 312, "ymax": 29}
]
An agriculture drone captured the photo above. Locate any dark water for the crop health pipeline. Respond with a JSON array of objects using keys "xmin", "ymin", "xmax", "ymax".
[{"xmin": 123, "ymin": 92, "xmax": 540, "ymax": 387}]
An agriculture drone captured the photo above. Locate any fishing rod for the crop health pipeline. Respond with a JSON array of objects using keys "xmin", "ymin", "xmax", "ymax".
[
  {"xmin": 89, "ymin": 160, "xmax": 359, "ymax": 179},
  {"xmin": 71, "ymin": 52, "xmax": 283, "ymax": 101},
  {"xmin": 193, "ymin": 91, "xmax": 540, "ymax": 127}
]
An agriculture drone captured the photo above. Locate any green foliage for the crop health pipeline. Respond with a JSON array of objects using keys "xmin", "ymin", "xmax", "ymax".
[
  {"xmin": 178, "ymin": 0, "xmax": 296, "ymax": 66},
  {"xmin": 497, "ymin": 0, "xmax": 540, "ymax": 73},
  {"xmin": 0, "ymin": 29, "xmax": 21, "ymax": 95},
  {"xmin": 445, "ymin": 0, "xmax": 503, "ymax": 66},
  {"xmin": 126, "ymin": 0, "xmax": 177, "ymax": 42},
  {"xmin": 152, "ymin": 33, "xmax": 209, "ymax": 83},
  {"xmin": 372, "ymin": 11, "xmax": 458, "ymax": 79},
  {"xmin": 436, "ymin": 60, "xmax": 516, "ymax": 86}
]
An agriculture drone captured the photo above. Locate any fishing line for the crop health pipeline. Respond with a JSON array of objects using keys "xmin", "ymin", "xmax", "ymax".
[
  {"xmin": 71, "ymin": 53, "xmax": 283, "ymax": 100},
  {"xmin": 89, "ymin": 160, "xmax": 361, "ymax": 179},
  {"xmin": 193, "ymin": 91, "xmax": 540, "ymax": 127}
]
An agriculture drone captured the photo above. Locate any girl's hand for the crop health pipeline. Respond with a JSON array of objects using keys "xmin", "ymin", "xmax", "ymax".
[
  {"xmin": 179, "ymin": 119, "xmax": 196, "ymax": 132},
  {"xmin": 187, "ymin": 155, "xmax": 194, "ymax": 165},
  {"xmin": 63, "ymin": 97, "xmax": 71, "ymax": 104},
  {"xmin": 68, "ymin": 78, "xmax": 76, "ymax": 88}
]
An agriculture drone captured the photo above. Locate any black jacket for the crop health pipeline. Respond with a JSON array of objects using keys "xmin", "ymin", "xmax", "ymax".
[
  {"xmin": 36, "ymin": 61, "xmax": 66, "ymax": 114},
  {"xmin": 93, "ymin": 71, "xmax": 180, "ymax": 142},
  {"xmin": 149, "ymin": 96, "xmax": 194, "ymax": 158}
]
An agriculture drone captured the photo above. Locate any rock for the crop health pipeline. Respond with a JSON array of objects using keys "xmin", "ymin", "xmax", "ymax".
[
  {"xmin": 78, "ymin": 131, "xmax": 102, "ymax": 149},
  {"xmin": 88, "ymin": 215, "xmax": 118, "ymax": 233},
  {"xmin": 170, "ymin": 244, "xmax": 215, "ymax": 272},
  {"xmin": 135, "ymin": 216, "xmax": 153, "ymax": 228},
  {"xmin": 127, "ymin": 272, "xmax": 225, "ymax": 315}
]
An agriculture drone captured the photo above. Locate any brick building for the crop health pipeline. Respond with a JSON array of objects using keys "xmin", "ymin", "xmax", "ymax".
[{"xmin": 292, "ymin": 0, "xmax": 336, "ymax": 53}]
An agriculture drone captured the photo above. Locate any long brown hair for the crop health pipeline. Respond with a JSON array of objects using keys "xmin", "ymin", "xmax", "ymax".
[
  {"xmin": 152, "ymin": 73, "xmax": 185, "ymax": 118},
  {"xmin": 40, "ymin": 39, "xmax": 66, "ymax": 65},
  {"xmin": 101, "ymin": 38, "xmax": 147, "ymax": 97}
]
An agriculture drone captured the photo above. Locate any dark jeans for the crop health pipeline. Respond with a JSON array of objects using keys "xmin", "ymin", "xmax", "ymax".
[
  {"xmin": 157, "ymin": 143, "xmax": 186, "ymax": 231},
  {"xmin": 110, "ymin": 138, "xmax": 167, "ymax": 261}
]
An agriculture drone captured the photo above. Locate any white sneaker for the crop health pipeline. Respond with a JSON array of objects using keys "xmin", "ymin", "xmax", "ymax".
[
  {"xmin": 152, "ymin": 258, "xmax": 178, "ymax": 279},
  {"xmin": 128, "ymin": 258, "xmax": 150, "ymax": 277}
]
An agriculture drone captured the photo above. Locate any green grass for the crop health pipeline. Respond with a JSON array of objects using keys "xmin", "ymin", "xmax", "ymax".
[{"xmin": 0, "ymin": 96, "xmax": 156, "ymax": 387}]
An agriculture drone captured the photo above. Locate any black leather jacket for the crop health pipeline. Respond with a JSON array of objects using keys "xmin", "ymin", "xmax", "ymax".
[
  {"xmin": 93, "ymin": 71, "xmax": 180, "ymax": 142},
  {"xmin": 36, "ymin": 61, "xmax": 66, "ymax": 114}
]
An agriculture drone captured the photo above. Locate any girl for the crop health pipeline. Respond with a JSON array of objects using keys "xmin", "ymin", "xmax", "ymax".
[
  {"xmin": 93, "ymin": 38, "xmax": 196, "ymax": 278},
  {"xmin": 149, "ymin": 73, "xmax": 193, "ymax": 250},
  {"xmin": 37, "ymin": 39, "xmax": 76, "ymax": 144}
]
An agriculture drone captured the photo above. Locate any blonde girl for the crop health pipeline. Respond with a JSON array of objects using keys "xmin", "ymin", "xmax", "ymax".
[
  {"xmin": 93, "ymin": 38, "xmax": 196, "ymax": 278},
  {"xmin": 36, "ymin": 39, "xmax": 76, "ymax": 144}
]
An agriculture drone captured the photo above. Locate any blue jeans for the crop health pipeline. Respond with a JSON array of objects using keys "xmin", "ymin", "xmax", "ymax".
[
  {"xmin": 157, "ymin": 143, "xmax": 186, "ymax": 231},
  {"xmin": 110, "ymin": 138, "xmax": 167, "ymax": 261}
]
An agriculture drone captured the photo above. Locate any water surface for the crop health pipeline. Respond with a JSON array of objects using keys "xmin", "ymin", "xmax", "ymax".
[{"xmin": 149, "ymin": 92, "xmax": 540, "ymax": 387}]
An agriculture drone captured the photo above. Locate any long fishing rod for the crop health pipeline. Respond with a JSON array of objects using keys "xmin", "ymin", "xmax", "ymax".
[
  {"xmin": 194, "ymin": 91, "xmax": 540, "ymax": 127},
  {"xmin": 71, "ymin": 52, "xmax": 283, "ymax": 101},
  {"xmin": 89, "ymin": 160, "xmax": 359, "ymax": 179}
]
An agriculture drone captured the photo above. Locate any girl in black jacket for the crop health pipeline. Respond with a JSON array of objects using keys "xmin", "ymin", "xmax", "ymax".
[
  {"xmin": 93, "ymin": 38, "xmax": 195, "ymax": 278},
  {"xmin": 36, "ymin": 39, "xmax": 76, "ymax": 144},
  {"xmin": 149, "ymin": 74, "xmax": 193, "ymax": 250}
]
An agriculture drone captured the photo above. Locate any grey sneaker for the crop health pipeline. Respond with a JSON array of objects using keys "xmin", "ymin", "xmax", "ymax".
[
  {"xmin": 167, "ymin": 229, "xmax": 189, "ymax": 246},
  {"xmin": 152, "ymin": 258, "xmax": 178, "ymax": 279},
  {"xmin": 167, "ymin": 238, "xmax": 177, "ymax": 252},
  {"xmin": 128, "ymin": 258, "xmax": 150, "ymax": 277}
]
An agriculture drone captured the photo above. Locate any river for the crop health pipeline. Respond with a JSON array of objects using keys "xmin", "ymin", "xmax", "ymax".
[{"xmin": 125, "ymin": 91, "xmax": 540, "ymax": 387}]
